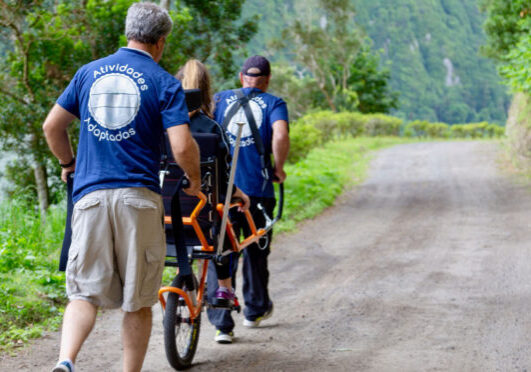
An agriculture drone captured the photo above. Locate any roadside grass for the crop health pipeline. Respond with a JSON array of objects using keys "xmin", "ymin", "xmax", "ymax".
[
  {"xmin": 0, "ymin": 200, "xmax": 67, "ymax": 352},
  {"xmin": 0, "ymin": 136, "xmax": 411, "ymax": 352}
]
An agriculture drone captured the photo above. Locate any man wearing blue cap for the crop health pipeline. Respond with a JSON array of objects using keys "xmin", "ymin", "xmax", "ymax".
[{"xmin": 207, "ymin": 55, "xmax": 290, "ymax": 344}]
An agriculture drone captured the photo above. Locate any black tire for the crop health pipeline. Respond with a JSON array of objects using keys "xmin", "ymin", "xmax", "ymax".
[{"xmin": 163, "ymin": 274, "xmax": 201, "ymax": 370}]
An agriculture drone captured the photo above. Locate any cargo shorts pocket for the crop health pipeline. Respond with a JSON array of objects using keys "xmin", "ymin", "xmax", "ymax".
[
  {"xmin": 140, "ymin": 246, "xmax": 165, "ymax": 298},
  {"xmin": 75, "ymin": 197, "xmax": 101, "ymax": 210},
  {"xmin": 123, "ymin": 197, "xmax": 158, "ymax": 211},
  {"xmin": 72, "ymin": 198, "xmax": 101, "ymax": 233}
]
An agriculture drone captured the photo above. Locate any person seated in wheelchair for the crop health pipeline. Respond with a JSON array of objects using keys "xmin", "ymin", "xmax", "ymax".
[{"xmin": 176, "ymin": 59, "xmax": 250, "ymax": 309}]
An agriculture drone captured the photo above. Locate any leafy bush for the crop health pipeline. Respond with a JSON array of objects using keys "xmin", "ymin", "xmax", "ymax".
[
  {"xmin": 296, "ymin": 110, "xmax": 340, "ymax": 143},
  {"xmin": 404, "ymin": 121, "xmax": 450, "ymax": 138},
  {"xmin": 288, "ymin": 110, "xmax": 404, "ymax": 163},
  {"xmin": 288, "ymin": 121, "xmax": 323, "ymax": 164},
  {"xmin": 426, "ymin": 123, "xmax": 450, "ymax": 138},
  {"xmin": 364, "ymin": 114, "xmax": 402, "ymax": 136},
  {"xmin": 449, "ymin": 122, "xmax": 505, "ymax": 139},
  {"xmin": 0, "ymin": 199, "xmax": 67, "ymax": 351},
  {"xmin": 485, "ymin": 123, "xmax": 506, "ymax": 138},
  {"xmin": 334, "ymin": 112, "xmax": 367, "ymax": 138}
]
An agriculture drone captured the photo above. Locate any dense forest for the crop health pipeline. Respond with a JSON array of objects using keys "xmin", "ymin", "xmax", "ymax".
[{"xmin": 242, "ymin": 0, "xmax": 510, "ymax": 124}]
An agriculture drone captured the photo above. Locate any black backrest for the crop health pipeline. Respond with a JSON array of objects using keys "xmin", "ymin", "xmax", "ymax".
[{"xmin": 162, "ymin": 132, "xmax": 220, "ymax": 256}]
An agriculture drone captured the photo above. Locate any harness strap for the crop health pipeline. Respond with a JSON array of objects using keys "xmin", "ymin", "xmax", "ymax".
[
  {"xmin": 170, "ymin": 177, "xmax": 193, "ymax": 277},
  {"xmin": 222, "ymin": 89, "xmax": 270, "ymax": 191}
]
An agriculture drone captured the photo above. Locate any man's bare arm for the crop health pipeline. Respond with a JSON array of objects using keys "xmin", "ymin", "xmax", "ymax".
[
  {"xmin": 167, "ymin": 124, "xmax": 201, "ymax": 195},
  {"xmin": 272, "ymin": 119, "xmax": 289, "ymax": 183},
  {"xmin": 42, "ymin": 104, "xmax": 77, "ymax": 182}
]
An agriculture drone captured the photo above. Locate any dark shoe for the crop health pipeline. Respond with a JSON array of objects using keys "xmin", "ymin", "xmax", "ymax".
[{"xmin": 212, "ymin": 288, "xmax": 235, "ymax": 308}]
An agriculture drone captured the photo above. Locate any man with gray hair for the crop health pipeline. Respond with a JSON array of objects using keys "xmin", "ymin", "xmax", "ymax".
[{"xmin": 43, "ymin": 3, "xmax": 200, "ymax": 371}]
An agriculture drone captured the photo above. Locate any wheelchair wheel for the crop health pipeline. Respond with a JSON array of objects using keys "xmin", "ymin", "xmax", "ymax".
[{"xmin": 163, "ymin": 274, "xmax": 201, "ymax": 370}]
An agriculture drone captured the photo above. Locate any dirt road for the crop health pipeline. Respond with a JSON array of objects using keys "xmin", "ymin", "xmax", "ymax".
[{"xmin": 2, "ymin": 141, "xmax": 531, "ymax": 371}]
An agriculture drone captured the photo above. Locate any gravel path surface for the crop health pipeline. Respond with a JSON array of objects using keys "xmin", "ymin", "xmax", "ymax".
[{"xmin": 2, "ymin": 141, "xmax": 531, "ymax": 372}]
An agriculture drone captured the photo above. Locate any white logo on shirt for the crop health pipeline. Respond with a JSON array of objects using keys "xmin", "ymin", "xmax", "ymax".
[
  {"xmin": 224, "ymin": 98, "xmax": 263, "ymax": 147},
  {"xmin": 88, "ymin": 73, "xmax": 141, "ymax": 130}
]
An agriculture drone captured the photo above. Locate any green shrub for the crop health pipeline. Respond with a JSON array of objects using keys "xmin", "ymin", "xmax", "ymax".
[
  {"xmin": 426, "ymin": 122, "xmax": 450, "ymax": 138},
  {"xmin": 290, "ymin": 111, "xmax": 504, "ymax": 164},
  {"xmin": 288, "ymin": 121, "xmax": 323, "ymax": 164},
  {"xmin": 450, "ymin": 124, "xmax": 467, "ymax": 138},
  {"xmin": 449, "ymin": 122, "xmax": 505, "ymax": 139},
  {"xmin": 0, "ymin": 199, "xmax": 67, "ymax": 351},
  {"xmin": 364, "ymin": 114, "xmax": 402, "ymax": 136},
  {"xmin": 404, "ymin": 120, "xmax": 430, "ymax": 138},
  {"xmin": 334, "ymin": 111, "xmax": 367, "ymax": 138},
  {"xmin": 296, "ymin": 110, "xmax": 338, "ymax": 143},
  {"xmin": 486, "ymin": 123, "xmax": 505, "ymax": 138}
]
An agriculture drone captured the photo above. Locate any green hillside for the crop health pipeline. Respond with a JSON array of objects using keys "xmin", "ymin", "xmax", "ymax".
[{"xmin": 243, "ymin": 0, "xmax": 510, "ymax": 124}]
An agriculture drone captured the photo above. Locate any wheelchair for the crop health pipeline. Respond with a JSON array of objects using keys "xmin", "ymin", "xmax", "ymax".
[{"xmin": 157, "ymin": 131, "xmax": 283, "ymax": 370}]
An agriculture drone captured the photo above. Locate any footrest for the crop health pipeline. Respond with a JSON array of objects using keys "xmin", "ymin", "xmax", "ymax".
[{"xmin": 207, "ymin": 302, "xmax": 241, "ymax": 313}]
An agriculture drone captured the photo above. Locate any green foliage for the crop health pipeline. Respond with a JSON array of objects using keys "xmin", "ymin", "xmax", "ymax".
[
  {"xmin": 0, "ymin": 199, "xmax": 67, "ymax": 351},
  {"xmin": 269, "ymin": 0, "xmax": 398, "ymax": 115},
  {"xmin": 481, "ymin": 0, "xmax": 531, "ymax": 94},
  {"xmin": 287, "ymin": 110, "xmax": 403, "ymax": 162},
  {"xmin": 244, "ymin": 0, "xmax": 509, "ymax": 124},
  {"xmin": 289, "ymin": 110, "xmax": 504, "ymax": 163},
  {"xmin": 363, "ymin": 113, "xmax": 402, "ymax": 136},
  {"xmin": 403, "ymin": 120, "xmax": 504, "ymax": 139},
  {"xmin": 268, "ymin": 63, "xmax": 321, "ymax": 120},
  {"xmin": 0, "ymin": 0, "xmax": 257, "ymax": 210},
  {"xmin": 277, "ymin": 0, "xmax": 365, "ymax": 112},
  {"xmin": 161, "ymin": 0, "xmax": 258, "ymax": 82},
  {"xmin": 450, "ymin": 122, "xmax": 505, "ymax": 138},
  {"xmin": 347, "ymin": 46, "xmax": 399, "ymax": 114},
  {"xmin": 354, "ymin": 0, "xmax": 509, "ymax": 124},
  {"xmin": 480, "ymin": 0, "xmax": 531, "ymax": 60},
  {"xmin": 0, "ymin": 0, "xmax": 144, "ymax": 212},
  {"xmin": 287, "ymin": 122, "xmax": 323, "ymax": 164},
  {"xmin": 498, "ymin": 33, "xmax": 531, "ymax": 93}
]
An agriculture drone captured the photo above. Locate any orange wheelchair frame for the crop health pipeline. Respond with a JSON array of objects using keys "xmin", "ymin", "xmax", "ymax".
[
  {"xmin": 156, "ymin": 137, "xmax": 283, "ymax": 370},
  {"xmin": 158, "ymin": 191, "xmax": 277, "ymax": 315}
]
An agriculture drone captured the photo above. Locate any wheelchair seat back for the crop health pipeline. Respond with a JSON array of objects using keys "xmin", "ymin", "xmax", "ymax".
[{"xmin": 161, "ymin": 132, "xmax": 220, "ymax": 257}]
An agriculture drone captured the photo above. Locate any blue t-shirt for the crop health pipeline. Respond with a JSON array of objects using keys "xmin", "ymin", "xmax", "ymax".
[
  {"xmin": 213, "ymin": 87, "xmax": 289, "ymax": 198},
  {"xmin": 57, "ymin": 48, "xmax": 189, "ymax": 203}
]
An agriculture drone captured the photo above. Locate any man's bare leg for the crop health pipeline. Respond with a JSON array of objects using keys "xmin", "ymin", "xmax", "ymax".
[
  {"xmin": 122, "ymin": 307, "xmax": 152, "ymax": 372},
  {"xmin": 58, "ymin": 299, "xmax": 98, "ymax": 363}
]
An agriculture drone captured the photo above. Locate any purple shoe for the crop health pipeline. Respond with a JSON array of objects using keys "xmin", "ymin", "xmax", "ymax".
[{"xmin": 213, "ymin": 288, "xmax": 235, "ymax": 308}]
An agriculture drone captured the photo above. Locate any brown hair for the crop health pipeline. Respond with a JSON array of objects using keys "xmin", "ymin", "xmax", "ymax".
[{"xmin": 176, "ymin": 59, "xmax": 213, "ymax": 119}]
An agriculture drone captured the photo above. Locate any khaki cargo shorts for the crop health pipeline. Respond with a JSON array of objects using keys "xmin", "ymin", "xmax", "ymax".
[{"xmin": 66, "ymin": 187, "xmax": 166, "ymax": 312}]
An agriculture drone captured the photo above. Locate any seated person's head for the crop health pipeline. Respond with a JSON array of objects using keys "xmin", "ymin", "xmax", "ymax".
[{"xmin": 176, "ymin": 59, "xmax": 213, "ymax": 118}]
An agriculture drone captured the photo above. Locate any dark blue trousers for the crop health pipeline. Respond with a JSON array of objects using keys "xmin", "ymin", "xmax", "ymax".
[{"xmin": 206, "ymin": 196, "xmax": 275, "ymax": 332}]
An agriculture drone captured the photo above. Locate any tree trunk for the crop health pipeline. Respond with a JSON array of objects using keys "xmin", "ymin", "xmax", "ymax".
[
  {"xmin": 160, "ymin": 0, "xmax": 170, "ymax": 10},
  {"xmin": 34, "ymin": 163, "xmax": 49, "ymax": 219}
]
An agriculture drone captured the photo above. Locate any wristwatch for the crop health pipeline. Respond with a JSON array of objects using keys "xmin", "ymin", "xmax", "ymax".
[{"xmin": 60, "ymin": 157, "xmax": 75, "ymax": 168}]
